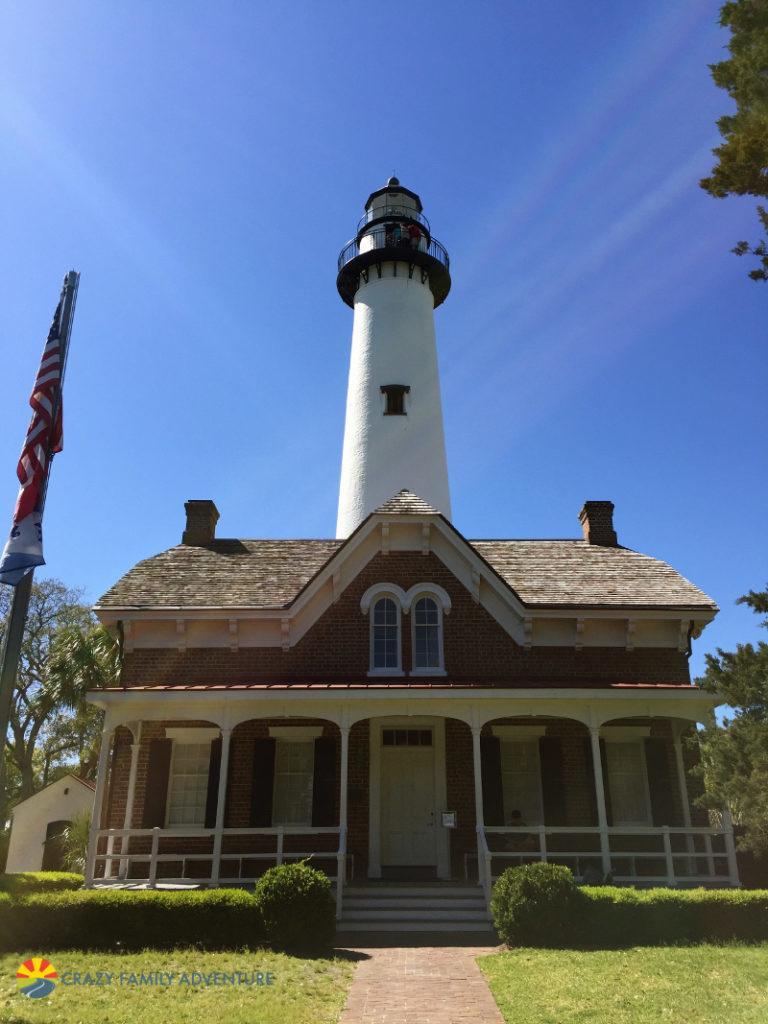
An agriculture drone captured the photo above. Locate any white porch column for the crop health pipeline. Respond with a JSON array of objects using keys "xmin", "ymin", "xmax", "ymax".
[
  {"xmin": 471, "ymin": 725, "xmax": 489, "ymax": 894},
  {"xmin": 118, "ymin": 723, "xmax": 142, "ymax": 880},
  {"xmin": 84, "ymin": 723, "xmax": 114, "ymax": 888},
  {"xmin": 211, "ymin": 726, "xmax": 232, "ymax": 887},
  {"xmin": 338, "ymin": 725, "xmax": 350, "ymax": 849},
  {"xmin": 589, "ymin": 726, "xmax": 612, "ymax": 877},
  {"xmin": 336, "ymin": 725, "xmax": 350, "ymax": 919}
]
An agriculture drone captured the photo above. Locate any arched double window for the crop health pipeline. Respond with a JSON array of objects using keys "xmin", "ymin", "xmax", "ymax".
[{"xmin": 361, "ymin": 583, "xmax": 450, "ymax": 676}]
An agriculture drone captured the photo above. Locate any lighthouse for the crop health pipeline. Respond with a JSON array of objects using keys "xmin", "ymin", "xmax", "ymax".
[{"xmin": 335, "ymin": 178, "xmax": 452, "ymax": 538}]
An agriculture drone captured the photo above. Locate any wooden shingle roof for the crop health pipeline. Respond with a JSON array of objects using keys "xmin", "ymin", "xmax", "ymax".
[
  {"xmin": 470, "ymin": 540, "xmax": 715, "ymax": 609},
  {"xmin": 97, "ymin": 536, "xmax": 715, "ymax": 612}
]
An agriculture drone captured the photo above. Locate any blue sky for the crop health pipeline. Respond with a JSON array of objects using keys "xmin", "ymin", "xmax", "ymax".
[{"xmin": 0, "ymin": 1, "xmax": 765, "ymax": 678}]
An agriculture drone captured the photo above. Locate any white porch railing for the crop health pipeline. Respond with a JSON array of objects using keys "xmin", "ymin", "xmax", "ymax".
[
  {"xmin": 90, "ymin": 825, "xmax": 348, "ymax": 917},
  {"xmin": 479, "ymin": 824, "xmax": 739, "ymax": 890}
]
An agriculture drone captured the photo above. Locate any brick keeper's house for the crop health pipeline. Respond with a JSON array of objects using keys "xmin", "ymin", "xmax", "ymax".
[{"xmin": 85, "ymin": 179, "xmax": 737, "ymax": 933}]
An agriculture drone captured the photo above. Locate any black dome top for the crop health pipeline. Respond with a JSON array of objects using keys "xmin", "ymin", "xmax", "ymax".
[{"xmin": 364, "ymin": 179, "xmax": 423, "ymax": 212}]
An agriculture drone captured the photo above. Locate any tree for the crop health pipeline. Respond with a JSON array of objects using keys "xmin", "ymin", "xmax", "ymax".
[
  {"xmin": 61, "ymin": 810, "xmax": 91, "ymax": 873},
  {"xmin": 696, "ymin": 585, "xmax": 768, "ymax": 853},
  {"xmin": 700, "ymin": 0, "xmax": 768, "ymax": 280},
  {"xmin": 0, "ymin": 579, "xmax": 119, "ymax": 813}
]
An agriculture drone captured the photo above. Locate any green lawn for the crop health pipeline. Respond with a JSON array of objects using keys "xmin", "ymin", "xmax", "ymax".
[
  {"xmin": 0, "ymin": 949, "xmax": 354, "ymax": 1024},
  {"xmin": 478, "ymin": 945, "xmax": 768, "ymax": 1024}
]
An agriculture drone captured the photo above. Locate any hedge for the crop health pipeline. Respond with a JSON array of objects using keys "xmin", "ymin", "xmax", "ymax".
[
  {"xmin": 490, "ymin": 863, "xmax": 768, "ymax": 948},
  {"xmin": 0, "ymin": 871, "xmax": 83, "ymax": 895},
  {"xmin": 0, "ymin": 889, "xmax": 261, "ymax": 952},
  {"xmin": 578, "ymin": 886, "xmax": 768, "ymax": 946},
  {"xmin": 0, "ymin": 864, "xmax": 336, "ymax": 953}
]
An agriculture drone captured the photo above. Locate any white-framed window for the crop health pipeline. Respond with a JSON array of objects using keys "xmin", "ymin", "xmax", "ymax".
[
  {"xmin": 370, "ymin": 596, "xmax": 401, "ymax": 672},
  {"xmin": 411, "ymin": 595, "xmax": 445, "ymax": 673},
  {"xmin": 500, "ymin": 739, "xmax": 544, "ymax": 826},
  {"xmin": 272, "ymin": 740, "xmax": 314, "ymax": 826},
  {"xmin": 604, "ymin": 740, "xmax": 652, "ymax": 825},
  {"xmin": 166, "ymin": 741, "xmax": 211, "ymax": 827}
]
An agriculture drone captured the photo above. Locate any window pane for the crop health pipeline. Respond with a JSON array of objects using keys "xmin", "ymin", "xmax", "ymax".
[
  {"xmin": 372, "ymin": 597, "xmax": 399, "ymax": 668},
  {"xmin": 606, "ymin": 742, "xmax": 651, "ymax": 825},
  {"xmin": 383, "ymin": 729, "xmax": 433, "ymax": 747},
  {"xmin": 167, "ymin": 742, "xmax": 211, "ymax": 826},
  {"xmin": 500, "ymin": 740, "xmax": 543, "ymax": 826},
  {"xmin": 273, "ymin": 740, "xmax": 314, "ymax": 825},
  {"xmin": 413, "ymin": 597, "xmax": 440, "ymax": 668}
]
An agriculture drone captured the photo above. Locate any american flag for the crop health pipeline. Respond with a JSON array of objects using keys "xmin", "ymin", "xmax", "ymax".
[
  {"xmin": 0, "ymin": 289, "xmax": 70, "ymax": 587},
  {"xmin": 13, "ymin": 301, "xmax": 64, "ymax": 523}
]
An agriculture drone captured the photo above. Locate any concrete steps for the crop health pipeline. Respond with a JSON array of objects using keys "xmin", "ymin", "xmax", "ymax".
[{"xmin": 338, "ymin": 883, "xmax": 494, "ymax": 934}]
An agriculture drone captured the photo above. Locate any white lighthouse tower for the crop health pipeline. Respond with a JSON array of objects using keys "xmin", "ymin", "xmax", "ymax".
[{"xmin": 336, "ymin": 178, "xmax": 452, "ymax": 537}]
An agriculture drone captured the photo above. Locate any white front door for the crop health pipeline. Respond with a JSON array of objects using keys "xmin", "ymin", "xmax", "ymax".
[{"xmin": 380, "ymin": 729, "xmax": 436, "ymax": 865}]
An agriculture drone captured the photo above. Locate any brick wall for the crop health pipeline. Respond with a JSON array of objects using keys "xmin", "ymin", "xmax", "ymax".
[{"xmin": 119, "ymin": 552, "xmax": 691, "ymax": 688}]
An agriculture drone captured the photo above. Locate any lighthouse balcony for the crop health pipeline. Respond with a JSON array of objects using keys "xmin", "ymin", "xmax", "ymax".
[
  {"xmin": 337, "ymin": 227, "xmax": 451, "ymax": 308},
  {"xmin": 356, "ymin": 205, "xmax": 431, "ymax": 237}
]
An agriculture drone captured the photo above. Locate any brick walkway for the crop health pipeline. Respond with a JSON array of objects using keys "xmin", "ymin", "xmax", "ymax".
[{"xmin": 338, "ymin": 945, "xmax": 505, "ymax": 1024}]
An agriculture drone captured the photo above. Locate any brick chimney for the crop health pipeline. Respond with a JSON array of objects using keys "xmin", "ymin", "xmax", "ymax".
[
  {"xmin": 182, "ymin": 500, "xmax": 220, "ymax": 546},
  {"xmin": 579, "ymin": 500, "xmax": 618, "ymax": 547}
]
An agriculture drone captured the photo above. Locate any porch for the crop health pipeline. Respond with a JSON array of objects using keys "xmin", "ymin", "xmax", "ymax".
[{"xmin": 84, "ymin": 686, "xmax": 739, "ymax": 918}]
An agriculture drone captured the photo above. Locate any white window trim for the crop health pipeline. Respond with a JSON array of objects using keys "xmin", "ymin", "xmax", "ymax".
[
  {"xmin": 165, "ymin": 728, "xmax": 219, "ymax": 743},
  {"xmin": 603, "ymin": 737, "xmax": 653, "ymax": 826},
  {"xmin": 360, "ymin": 583, "xmax": 407, "ymax": 615},
  {"xmin": 268, "ymin": 727, "xmax": 323, "ymax": 742},
  {"xmin": 601, "ymin": 727, "xmax": 652, "ymax": 740},
  {"xmin": 366, "ymin": 592, "xmax": 404, "ymax": 677},
  {"xmin": 164, "ymin": 735, "xmax": 215, "ymax": 830},
  {"xmin": 409, "ymin": 591, "xmax": 447, "ymax": 676},
  {"xmin": 492, "ymin": 726, "xmax": 547, "ymax": 739}
]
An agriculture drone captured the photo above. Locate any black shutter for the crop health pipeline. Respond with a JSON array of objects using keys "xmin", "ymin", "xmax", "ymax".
[
  {"xmin": 599, "ymin": 738, "xmax": 614, "ymax": 826},
  {"xmin": 311, "ymin": 737, "xmax": 337, "ymax": 826},
  {"xmin": 250, "ymin": 737, "xmax": 276, "ymax": 827},
  {"xmin": 204, "ymin": 736, "xmax": 222, "ymax": 829},
  {"xmin": 540, "ymin": 737, "xmax": 566, "ymax": 825},
  {"xmin": 645, "ymin": 737, "xmax": 675, "ymax": 825},
  {"xmin": 480, "ymin": 736, "xmax": 504, "ymax": 826},
  {"xmin": 142, "ymin": 738, "xmax": 172, "ymax": 827}
]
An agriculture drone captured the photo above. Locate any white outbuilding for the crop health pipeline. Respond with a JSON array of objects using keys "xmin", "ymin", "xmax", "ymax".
[{"xmin": 6, "ymin": 774, "xmax": 95, "ymax": 873}]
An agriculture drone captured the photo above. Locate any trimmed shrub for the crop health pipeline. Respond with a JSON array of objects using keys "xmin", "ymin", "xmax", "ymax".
[
  {"xmin": 577, "ymin": 886, "xmax": 768, "ymax": 947},
  {"xmin": 0, "ymin": 871, "xmax": 83, "ymax": 895},
  {"xmin": 0, "ymin": 889, "xmax": 261, "ymax": 952},
  {"xmin": 491, "ymin": 862, "xmax": 581, "ymax": 947},
  {"xmin": 254, "ymin": 861, "xmax": 335, "ymax": 952},
  {"xmin": 490, "ymin": 865, "xmax": 768, "ymax": 948}
]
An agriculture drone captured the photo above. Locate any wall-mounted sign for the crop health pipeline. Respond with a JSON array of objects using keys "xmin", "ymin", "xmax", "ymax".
[{"xmin": 441, "ymin": 811, "xmax": 457, "ymax": 829}]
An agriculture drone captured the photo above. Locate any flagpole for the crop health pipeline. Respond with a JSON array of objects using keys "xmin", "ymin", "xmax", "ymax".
[{"xmin": 0, "ymin": 271, "xmax": 80, "ymax": 809}]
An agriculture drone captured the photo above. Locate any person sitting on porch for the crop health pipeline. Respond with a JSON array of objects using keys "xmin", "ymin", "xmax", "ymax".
[{"xmin": 505, "ymin": 809, "xmax": 537, "ymax": 853}]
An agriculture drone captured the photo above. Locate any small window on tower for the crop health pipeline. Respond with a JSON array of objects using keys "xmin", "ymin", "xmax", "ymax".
[{"xmin": 380, "ymin": 384, "xmax": 410, "ymax": 416}]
